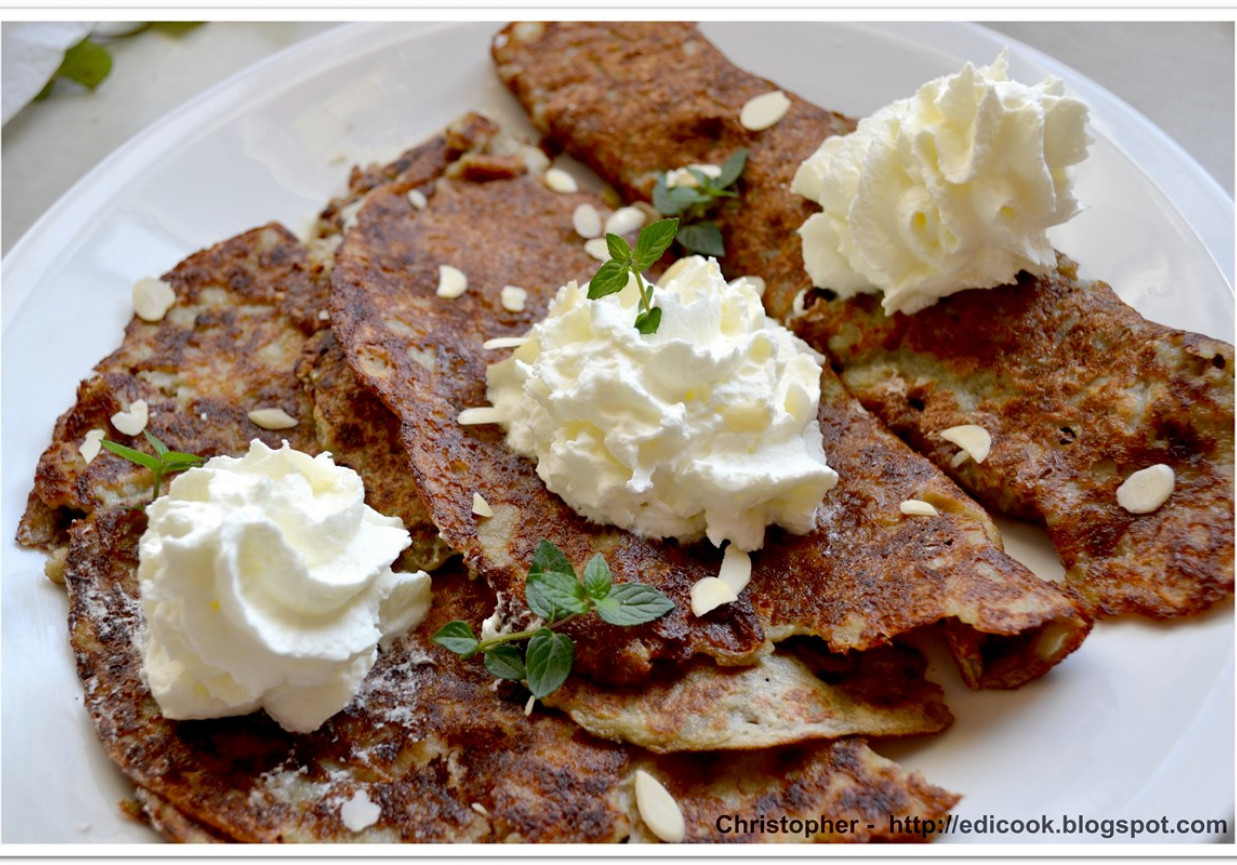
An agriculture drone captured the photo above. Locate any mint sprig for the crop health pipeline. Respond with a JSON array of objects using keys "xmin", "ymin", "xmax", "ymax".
[
  {"xmin": 100, "ymin": 430, "xmax": 205, "ymax": 502},
  {"xmin": 432, "ymin": 540, "xmax": 675, "ymax": 699},
  {"xmin": 651, "ymin": 148, "xmax": 748, "ymax": 257},
  {"xmin": 586, "ymin": 218, "xmax": 679, "ymax": 335}
]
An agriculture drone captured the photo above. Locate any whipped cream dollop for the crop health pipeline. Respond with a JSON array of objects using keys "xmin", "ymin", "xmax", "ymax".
[
  {"xmin": 486, "ymin": 256, "xmax": 838, "ymax": 552},
  {"xmin": 138, "ymin": 439, "xmax": 430, "ymax": 734},
  {"xmin": 792, "ymin": 51, "xmax": 1091, "ymax": 315}
]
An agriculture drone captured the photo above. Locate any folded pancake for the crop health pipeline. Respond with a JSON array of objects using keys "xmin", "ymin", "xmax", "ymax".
[
  {"xmin": 16, "ymin": 224, "xmax": 328, "ymax": 564},
  {"xmin": 65, "ymin": 507, "xmax": 959, "ymax": 843},
  {"xmin": 490, "ymin": 21, "xmax": 1234, "ymax": 620},
  {"xmin": 544, "ymin": 643, "xmax": 951, "ymax": 753},
  {"xmin": 329, "ymin": 117, "xmax": 1089, "ymax": 689},
  {"xmin": 16, "ymin": 222, "xmax": 451, "ymax": 580}
]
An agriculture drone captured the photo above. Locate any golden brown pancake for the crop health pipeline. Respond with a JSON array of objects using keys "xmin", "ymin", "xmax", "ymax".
[
  {"xmin": 65, "ymin": 507, "xmax": 959, "ymax": 843},
  {"xmin": 329, "ymin": 118, "xmax": 1089, "ymax": 689},
  {"xmin": 544, "ymin": 643, "xmax": 951, "ymax": 753},
  {"xmin": 16, "ymin": 224, "xmax": 328, "ymax": 567},
  {"xmin": 490, "ymin": 21, "xmax": 1234, "ymax": 620},
  {"xmin": 25, "ymin": 120, "xmax": 963, "ymax": 842}
]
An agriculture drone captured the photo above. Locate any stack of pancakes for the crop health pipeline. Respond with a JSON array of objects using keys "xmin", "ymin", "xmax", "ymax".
[{"xmin": 17, "ymin": 24, "xmax": 1231, "ymax": 844}]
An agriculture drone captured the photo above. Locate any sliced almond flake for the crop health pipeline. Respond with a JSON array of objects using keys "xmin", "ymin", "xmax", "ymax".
[
  {"xmin": 524, "ymin": 694, "xmax": 536, "ymax": 716},
  {"xmin": 940, "ymin": 424, "xmax": 992, "ymax": 464},
  {"xmin": 457, "ymin": 406, "xmax": 505, "ymax": 425},
  {"xmin": 1116, "ymin": 463, "xmax": 1175, "ymax": 514},
  {"xmin": 339, "ymin": 790, "xmax": 381, "ymax": 833},
  {"xmin": 740, "ymin": 89, "xmax": 791, "ymax": 131},
  {"xmin": 544, "ymin": 167, "xmax": 579, "ymax": 194},
  {"xmin": 501, "ymin": 285, "xmax": 528, "ymax": 313},
  {"xmin": 634, "ymin": 769, "xmax": 685, "ymax": 843},
  {"xmin": 436, "ymin": 265, "xmax": 468, "ymax": 299},
  {"xmin": 483, "ymin": 336, "xmax": 530, "ymax": 350},
  {"xmin": 338, "ymin": 199, "xmax": 365, "ymax": 232},
  {"xmin": 690, "ymin": 576, "xmax": 738, "ymax": 617},
  {"xmin": 132, "ymin": 277, "xmax": 177, "ymax": 322},
  {"xmin": 583, "ymin": 237, "xmax": 611, "ymax": 262},
  {"xmin": 472, "ymin": 492, "xmax": 494, "ymax": 518},
  {"xmin": 79, "ymin": 429, "xmax": 106, "ymax": 464},
  {"xmin": 572, "ymin": 203, "xmax": 603, "ymax": 238},
  {"xmin": 110, "ymin": 400, "xmax": 149, "ymax": 437},
  {"xmin": 899, "ymin": 499, "xmax": 939, "ymax": 517},
  {"xmin": 470, "ymin": 802, "xmax": 490, "ymax": 817},
  {"xmin": 604, "ymin": 206, "xmax": 645, "ymax": 236},
  {"xmin": 717, "ymin": 545, "xmax": 751, "ymax": 594},
  {"xmin": 407, "ymin": 188, "xmax": 428, "ymax": 210},
  {"xmin": 248, "ymin": 408, "xmax": 299, "ymax": 430}
]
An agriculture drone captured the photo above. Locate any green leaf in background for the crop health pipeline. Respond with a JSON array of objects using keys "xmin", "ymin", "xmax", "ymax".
[
  {"xmin": 675, "ymin": 222, "xmax": 726, "ymax": 258},
  {"xmin": 714, "ymin": 148, "xmax": 749, "ymax": 190},
  {"xmin": 56, "ymin": 38, "xmax": 113, "ymax": 90}
]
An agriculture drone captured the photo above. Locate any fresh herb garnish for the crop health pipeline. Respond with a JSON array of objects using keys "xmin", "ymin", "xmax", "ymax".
[
  {"xmin": 586, "ymin": 218, "xmax": 679, "ymax": 335},
  {"xmin": 651, "ymin": 148, "xmax": 748, "ymax": 257},
  {"xmin": 100, "ymin": 430, "xmax": 205, "ymax": 502},
  {"xmin": 432, "ymin": 539, "xmax": 675, "ymax": 699}
]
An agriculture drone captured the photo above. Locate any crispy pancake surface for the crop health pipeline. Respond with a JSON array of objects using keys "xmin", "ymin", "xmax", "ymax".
[
  {"xmin": 65, "ymin": 508, "xmax": 959, "ymax": 843},
  {"xmin": 329, "ymin": 116, "xmax": 1088, "ymax": 689},
  {"xmin": 491, "ymin": 21, "xmax": 1235, "ymax": 620},
  {"xmin": 17, "ymin": 224, "xmax": 328, "ymax": 559},
  {"xmin": 794, "ymin": 260, "xmax": 1235, "ymax": 618}
]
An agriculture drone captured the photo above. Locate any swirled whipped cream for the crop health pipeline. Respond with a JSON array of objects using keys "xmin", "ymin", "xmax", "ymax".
[
  {"xmin": 138, "ymin": 440, "xmax": 430, "ymax": 734},
  {"xmin": 792, "ymin": 51, "xmax": 1091, "ymax": 315},
  {"xmin": 485, "ymin": 256, "xmax": 838, "ymax": 552}
]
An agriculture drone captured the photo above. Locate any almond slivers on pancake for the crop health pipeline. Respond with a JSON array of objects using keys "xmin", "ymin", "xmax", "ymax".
[
  {"xmin": 330, "ymin": 104, "xmax": 1087, "ymax": 690},
  {"xmin": 25, "ymin": 123, "xmax": 965, "ymax": 842},
  {"xmin": 65, "ymin": 508, "xmax": 958, "ymax": 842},
  {"xmin": 490, "ymin": 21, "xmax": 1234, "ymax": 619}
]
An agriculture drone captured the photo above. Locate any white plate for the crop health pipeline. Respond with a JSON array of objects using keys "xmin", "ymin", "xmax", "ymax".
[{"xmin": 2, "ymin": 21, "xmax": 1232, "ymax": 847}]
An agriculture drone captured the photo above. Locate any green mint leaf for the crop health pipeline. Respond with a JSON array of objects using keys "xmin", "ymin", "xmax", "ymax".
[
  {"xmin": 605, "ymin": 233, "xmax": 633, "ymax": 263},
  {"xmin": 527, "ymin": 569, "xmax": 590, "ymax": 618},
  {"xmin": 161, "ymin": 452, "xmax": 206, "ymax": 469},
  {"xmin": 676, "ymin": 222, "xmax": 726, "ymax": 258},
  {"xmin": 587, "ymin": 259, "xmax": 631, "ymax": 299},
  {"xmin": 529, "ymin": 539, "xmax": 576, "ymax": 580},
  {"xmin": 432, "ymin": 621, "xmax": 480, "ymax": 658},
  {"xmin": 595, "ymin": 583, "xmax": 676, "ymax": 626},
  {"xmin": 525, "ymin": 628, "xmax": 574, "ymax": 698},
  {"xmin": 581, "ymin": 553, "xmax": 612, "ymax": 600},
  {"xmin": 634, "ymin": 306, "xmax": 662, "ymax": 335},
  {"xmin": 143, "ymin": 430, "xmax": 170, "ymax": 456},
  {"xmin": 483, "ymin": 645, "xmax": 527, "ymax": 681},
  {"xmin": 715, "ymin": 148, "xmax": 749, "ymax": 189},
  {"xmin": 651, "ymin": 175, "xmax": 681, "ymax": 215},
  {"xmin": 524, "ymin": 579, "xmax": 557, "ymax": 621},
  {"xmin": 57, "ymin": 38, "xmax": 113, "ymax": 91},
  {"xmin": 653, "ymin": 178, "xmax": 709, "ymax": 215},
  {"xmin": 634, "ymin": 219, "xmax": 679, "ymax": 271},
  {"xmin": 686, "ymin": 167, "xmax": 714, "ymax": 191},
  {"xmin": 99, "ymin": 440, "xmax": 162, "ymax": 472}
]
